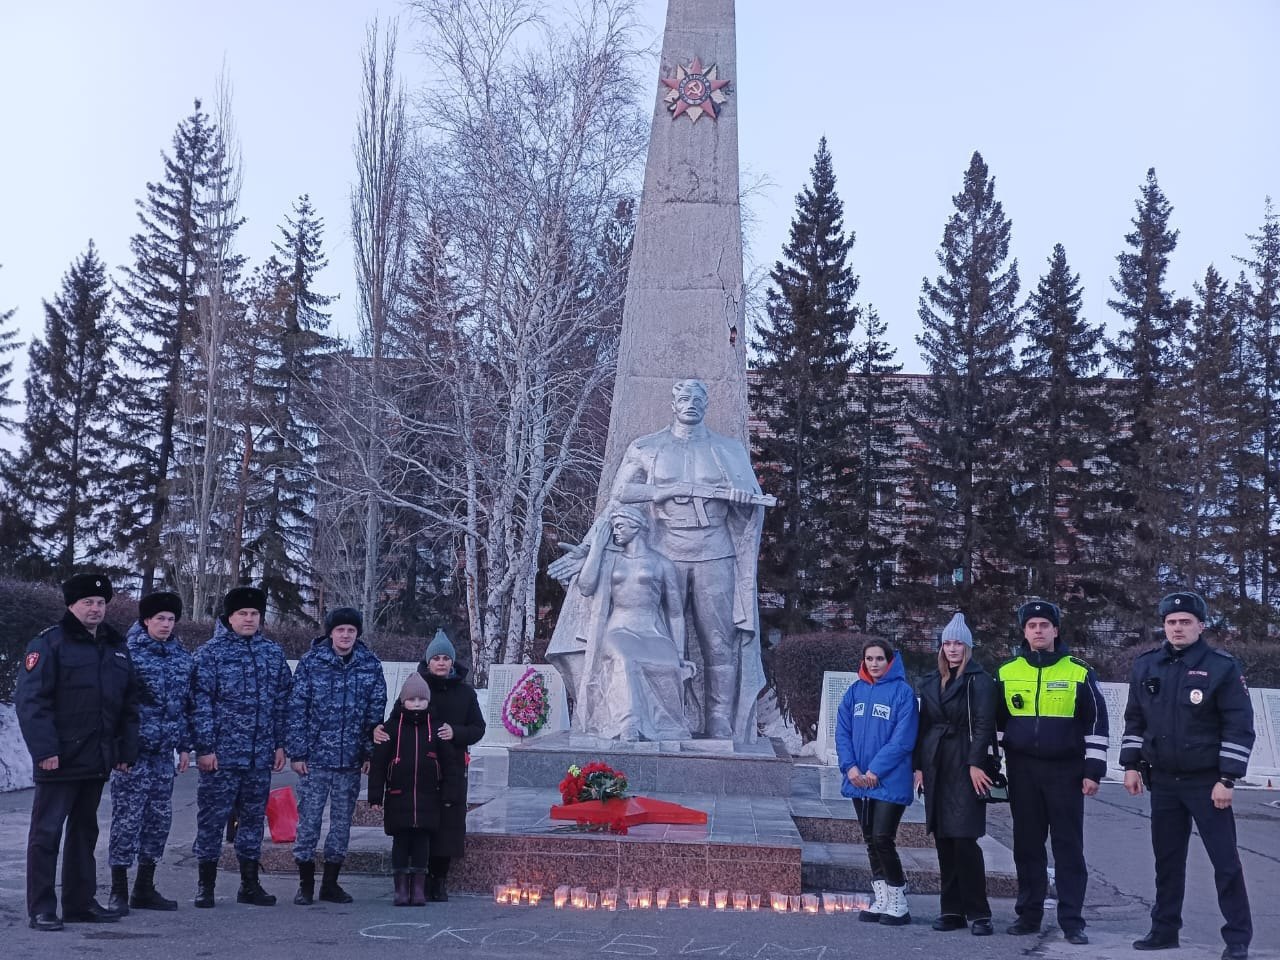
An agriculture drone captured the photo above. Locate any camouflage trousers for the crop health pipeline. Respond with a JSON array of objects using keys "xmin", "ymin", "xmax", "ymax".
[
  {"xmin": 193, "ymin": 767, "xmax": 271, "ymax": 862},
  {"xmin": 108, "ymin": 753, "xmax": 177, "ymax": 867},
  {"xmin": 293, "ymin": 768, "xmax": 362, "ymax": 864}
]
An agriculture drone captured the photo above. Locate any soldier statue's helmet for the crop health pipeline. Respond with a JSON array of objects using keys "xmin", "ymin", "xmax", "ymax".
[
  {"xmin": 139, "ymin": 591, "xmax": 183, "ymax": 622},
  {"xmin": 1158, "ymin": 591, "xmax": 1208, "ymax": 623},
  {"xmin": 62, "ymin": 572, "xmax": 113, "ymax": 606},
  {"xmin": 1017, "ymin": 598, "xmax": 1061, "ymax": 628}
]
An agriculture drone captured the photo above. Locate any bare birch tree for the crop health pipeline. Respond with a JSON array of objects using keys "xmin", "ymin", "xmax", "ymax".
[
  {"xmin": 344, "ymin": 18, "xmax": 412, "ymax": 632},
  {"xmin": 170, "ymin": 66, "xmax": 243, "ymax": 619},
  {"xmin": 310, "ymin": 0, "xmax": 647, "ymax": 682}
]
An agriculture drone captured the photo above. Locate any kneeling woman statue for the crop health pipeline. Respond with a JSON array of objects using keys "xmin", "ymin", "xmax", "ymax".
[{"xmin": 573, "ymin": 503, "xmax": 696, "ymax": 741}]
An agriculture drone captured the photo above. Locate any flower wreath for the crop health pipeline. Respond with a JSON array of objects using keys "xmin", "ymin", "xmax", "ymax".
[{"xmin": 500, "ymin": 666, "xmax": 551, "ymax": 737}]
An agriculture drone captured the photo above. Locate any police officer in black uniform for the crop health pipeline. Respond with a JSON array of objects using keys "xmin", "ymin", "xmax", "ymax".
[
  {"xmin": 16, "ymin": 574, "xmax": 140, "ymax": 931},
  {"xmin": 1121, "ymin": 591, "xmax": 1253, "ymax": 960}
]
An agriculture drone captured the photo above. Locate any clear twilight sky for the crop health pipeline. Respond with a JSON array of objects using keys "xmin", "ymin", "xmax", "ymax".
[{"xmin": 1, "ymin": 0, "xmax": 1276, "ymax": 406}]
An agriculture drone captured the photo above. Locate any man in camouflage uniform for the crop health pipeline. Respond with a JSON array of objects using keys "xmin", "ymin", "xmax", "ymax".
[
  {"xmin": 286, "ymin": 607, "xmax": 386, "ymax": 905},
  {"xmin": 190, "ymin": 586, "xmax": 291, "ymax": 908},
  {"xmin": 107, "ymin": 592, "xmax": 192, "ymax": 914}
]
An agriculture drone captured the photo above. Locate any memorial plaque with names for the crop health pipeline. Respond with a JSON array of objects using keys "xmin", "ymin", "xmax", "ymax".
[
  {"xmin": 1253, "ymin": 688, "xmax": 1280, "ymax": 776},
  {"xmin": 816, "ymin": 671, "xmax": 858, "ymax": 766},
  {"xmin": 1099, "ymin": 681, "xmax": 1130, "ymax": 773}
]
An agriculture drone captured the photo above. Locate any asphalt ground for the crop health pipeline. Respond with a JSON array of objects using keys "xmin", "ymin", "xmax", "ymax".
[{"xmin": 0, "ymin": 773, "xmax": 1275, "ymax": 960}]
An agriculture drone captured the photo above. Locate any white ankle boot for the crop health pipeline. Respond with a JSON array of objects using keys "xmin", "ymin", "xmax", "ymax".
[
  {"xmin": 860, "ymin": 879, "xmax": 887, "ymax": 922},
  {"xmin": 879, "ymin": 884, "xmax": 910, "ymax": 925}
]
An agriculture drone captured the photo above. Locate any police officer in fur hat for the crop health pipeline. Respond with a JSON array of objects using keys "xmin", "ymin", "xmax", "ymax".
[
  {"xmin": 1122, "ymin": 592, "xmax": 1255, "ymax": 960},
  {"xmin": 17, "ymin": 574, "xmax": 139, "ymax": 931},
  {"xmin": 189, "ymin": 586, "xmax": 291, "ymax": 908},
  {"xmin": 106, "ymin": 591, "xmax": 192, "ymax": 915}
]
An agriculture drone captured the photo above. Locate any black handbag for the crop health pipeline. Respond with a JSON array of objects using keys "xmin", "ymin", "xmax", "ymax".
[{"xmin": 968, "ymin": 679, "xmax": 1008, "ymax": 803}]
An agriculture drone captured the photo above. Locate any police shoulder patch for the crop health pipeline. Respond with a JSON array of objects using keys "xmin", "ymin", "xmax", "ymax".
[{"xmin": 25, "ymin": 651, "xmax": 40, "ymax": 671}]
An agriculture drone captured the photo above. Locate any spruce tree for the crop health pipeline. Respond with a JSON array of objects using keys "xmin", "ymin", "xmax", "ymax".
[
  {"xmin": 847, "ymin": 306, "xmax": 906, "ymax": 630},
  {"xmin": 901, "ymin": 151, "xmax": 1022, "ymax": 637},
  {"xmin": 0, "ymin": 265, "xmax": 20, "ymax": 431},
  {"xmin": 1164, "ymin": 266, "xmax": 1247, "ymax": 605},
  {"xmin": 1104, "ymin": 169, "xmax": 1182, "ymax": 631},
  {"xmin": 750, "ymin": 138, "xmax": 860, "ymax": 635},
  {"xmin": 11, "ymin": 243, "xmax": 119, "ymax": 575},
  {"xmin": 114, "ymin": 101, "xmax": 241, "ymax": 592},
  {"xmin": 1236, "ymin": 199, "xmax": 1280, "ymax": 619},
  {"xmin": 240, "ymin": 196, "xmax": 334, "ymax": 619},
  {"xmin": 1017, "ymin": 244, "xmax": 1110, "ymax": 641}
]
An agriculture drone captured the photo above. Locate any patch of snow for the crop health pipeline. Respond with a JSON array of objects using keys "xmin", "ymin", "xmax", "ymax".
[{"xmin": 0, "ymin": 702, "xmax": 33, "ymax": 792}]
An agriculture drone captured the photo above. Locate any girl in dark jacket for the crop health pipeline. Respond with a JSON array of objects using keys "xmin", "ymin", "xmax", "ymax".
[
  {"xmin": 374, "ymin": 632, "xmax": 486, "ymax": 901},
  {"xmin": 368, "ymin": 673, "xmax": 442, "ymax": 906},
  {"xmin": 912, "ymin": 613, "xmax": 998, "ymax": 936}
]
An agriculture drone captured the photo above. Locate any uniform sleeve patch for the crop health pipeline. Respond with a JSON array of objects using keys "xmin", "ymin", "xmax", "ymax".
[{"xmin": 25, "ymin": 652, "xmax": 40, "ymax": 671}]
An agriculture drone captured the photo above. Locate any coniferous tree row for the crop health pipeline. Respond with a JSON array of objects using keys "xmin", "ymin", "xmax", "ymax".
[
  {"xmin": 0, "ymin": 264, "xmax": 20, "ymax": 431},
  {"xmin": 1237, "ymin": 200, "xmax": 1280, "ymax": 617},
  {"xmin": 751, "ymin": 138, "xmax": 861, "ymax": 635},
  {"xmin": 846, "ymin": 305, "xmax": 906, "ymax": 631},
  {"xmin": 1101, "ymin": 168, "xmax": 1183, "ymax": 633},
  {"xmin": 1015, "ymin": 243, "xmax": 1110, "ymax": 644},
  {"xmin": 240, "ymin": 196, "xmax": 334, "ymax": 620},
  {"xmin": 113, "ymin": 101, "xmax": 242, "ymax": 594},
  {"xmin": 898, "ymin": 151, "xmax": 1022, "ymax": 638},
  {"xmin": 8, "ymin": 243, "xmax": 119, "ymax": 577}
]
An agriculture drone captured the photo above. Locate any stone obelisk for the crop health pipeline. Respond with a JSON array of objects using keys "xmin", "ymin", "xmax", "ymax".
[{"xmin": 597, "ymin": 0, "xmax": 748, "ymax": 502}]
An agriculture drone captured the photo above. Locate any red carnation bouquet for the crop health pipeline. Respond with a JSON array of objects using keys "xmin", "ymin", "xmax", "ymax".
[{"xmin": 557, "ymin": 761, "xmax": 629, "ymax": 806}]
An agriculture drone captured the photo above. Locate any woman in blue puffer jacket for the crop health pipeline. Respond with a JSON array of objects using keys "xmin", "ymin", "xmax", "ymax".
[{"xmin": 835, "ymin": 639, "xmax": 919, "ymax": 926}]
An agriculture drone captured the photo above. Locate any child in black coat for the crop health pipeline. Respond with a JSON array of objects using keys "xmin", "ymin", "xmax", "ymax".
[{"xmin": 368, "ymin": 673, "xmax": 442, "ymax": 906}]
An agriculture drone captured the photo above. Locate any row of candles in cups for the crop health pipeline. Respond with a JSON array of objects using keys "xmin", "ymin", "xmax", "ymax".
[{"xmin": 493, "ymin": 881, "xmax": 868, "ymax": 915}]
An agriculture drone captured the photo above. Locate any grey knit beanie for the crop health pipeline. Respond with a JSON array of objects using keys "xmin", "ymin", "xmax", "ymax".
[
  {"xmin": 939, "ymin": 612, "xmax": 974, "ymax": 648},
  {"xmin": 423, "ymin": 629, "xmax": 456, "ymax": 663}
]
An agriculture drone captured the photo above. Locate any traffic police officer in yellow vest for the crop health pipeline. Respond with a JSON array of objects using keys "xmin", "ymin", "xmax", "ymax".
[
  {"xmin": 1122, "ymin": 591, "xmax": 1253, "ymax": 960},
  {"xmin": 996, "ymin": 599, "xmax": 1108, "ymax": 946}
]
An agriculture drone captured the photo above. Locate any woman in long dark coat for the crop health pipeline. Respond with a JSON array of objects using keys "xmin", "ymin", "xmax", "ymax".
[
  {"xmin": 913, "ymin": 613, "xmax": 998, "ymax": 936},
  {"xmin": 376, "ymin": 632, "xmax": 485, "ymax": 901}
]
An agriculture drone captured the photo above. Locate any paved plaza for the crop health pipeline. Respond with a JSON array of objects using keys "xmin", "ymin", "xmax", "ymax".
[{"xmin": 0, "ymin": 762, "xmax": 1276, "ymax": 960}]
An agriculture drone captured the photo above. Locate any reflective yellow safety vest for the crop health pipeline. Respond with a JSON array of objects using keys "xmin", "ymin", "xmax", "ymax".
[{"xmin": 998, "ymin": 655, "xmax": 1089, "ymax": 718}]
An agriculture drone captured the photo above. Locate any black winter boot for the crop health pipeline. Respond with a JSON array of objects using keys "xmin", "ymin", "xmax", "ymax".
[
  {"xmin": 393, "ymin": 872, "xmax": 411, "ymax": 907},
  {"xmin": 236, "ymin": 859, "xmax": 277, "ymax": 906},
  {"xmin": 131, "ymin": 862, "xmax": 178, "ymax": 911},
  {"xmin": 194, "ymin": 861, "xmax": 218, "ymax": 908},
  {"xmin": 427, "ymin": 876, "xmax": 448, "ymax": 902},
  {"xmin": 293, "ymin": 860, "xmax": 315, "ymax": 905},
  {"xmin": 410, "ymin": 874, "xmax": 428, "ymax": 906},
  {"xmin": 108, "ymin": 866, "xmax": 130, "ymax": 917},
  {"xmin": 318, "ymin": 861, "xmax": 353, "ymax": 904}
]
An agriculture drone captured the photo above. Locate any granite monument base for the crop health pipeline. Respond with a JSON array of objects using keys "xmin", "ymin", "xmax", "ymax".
[{"xmin": 506, "ymin": 732, "xmax": 793, "ymax": 797}]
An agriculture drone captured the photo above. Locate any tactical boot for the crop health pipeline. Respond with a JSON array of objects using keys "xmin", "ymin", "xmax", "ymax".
[
  {"xmin": 318, "ymin": 861, "xmax": 353, "ymax": 904},
  {"xmin": 393, "ymin": 872, "xmax": 411, "ymax": 907},
  {"xmin": 194, "ymin": 860, "xmax": 217, "ymax": 908},
  {"xmin": 294, "ymin": 859, "xmax": 315, "ymax": 906},
  {"xmin": 236, "ymin": 859, "xmax": 277, "ymax": 906},
  {"xmin": 131, "ymin": 862, "xmax": 178, "ymax": 911},
  {"xmin": 107, "ymin": 866, "xmax": 130, "ymax": 917}
]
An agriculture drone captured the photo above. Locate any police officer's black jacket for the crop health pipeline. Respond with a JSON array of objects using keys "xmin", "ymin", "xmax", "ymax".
[
  {"xmin": 16, "ymin": 611, "xmax": 140, "ymax": 781},
  {"xmin": 1121, "ymin": 638, "xmax": 1254, "ymax": 780}
]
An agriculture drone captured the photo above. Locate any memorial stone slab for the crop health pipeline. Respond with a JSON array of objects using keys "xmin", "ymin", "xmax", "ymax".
[
  {"xmin": 816, "ymin": 671, "xmax": 858, "ymax": 766},
  {"xmin": 483, "ymin": 663, "xmax": 570, "ymax": 746}
]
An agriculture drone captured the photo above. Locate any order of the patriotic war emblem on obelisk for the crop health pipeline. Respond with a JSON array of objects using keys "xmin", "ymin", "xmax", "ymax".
[{"xmin": 662, "ymin": 57, "xmax": 730, "ymax": 122}]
